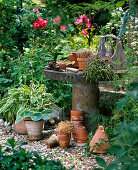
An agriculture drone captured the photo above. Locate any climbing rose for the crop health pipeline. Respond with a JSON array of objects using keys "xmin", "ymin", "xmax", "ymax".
[
  {"xmin": 79, "ymin": 15, "xmax": 87, "ymax": 19},
  {"xmin": 74, "ymin": 19, "xmax": 83, "ymax": 25},
  {"xmin": 33, "ymin": 20, "xmax": 41, "ymax": 29},
  {"xmin": 20, "ymin": 54, "xmax": 22, "ymax": 57},
  {"xmin": 33, "ymin": 16, "xmax": 48, "ymax": 29},
  {"xmin": 33, "ymin": 8, "xmax": 39, "ymax": 12},
  {"xmin": 86, "ymin": 23, "xmax": 91, "ymax": 29},
  {"xmin": 82, "ymin": 29, "xmax": 87, "ymax": 36},
  {"xmin": 10, "ymin": 58, "xmax": 13, "ymax": 61},
  {"xmin": 60, "ymin": 26, "xmax": 66, "ymax": 31}
]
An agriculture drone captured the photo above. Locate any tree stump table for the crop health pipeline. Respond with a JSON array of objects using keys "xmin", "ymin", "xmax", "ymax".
[{"xmin": 44, "ymin": 70, "xmax": 99, "ymax": 132}]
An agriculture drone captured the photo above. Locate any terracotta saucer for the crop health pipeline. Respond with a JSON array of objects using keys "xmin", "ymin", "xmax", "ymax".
[{"xmin": 27, "ymin": 137, "xmax": 43, "ymax": 141}]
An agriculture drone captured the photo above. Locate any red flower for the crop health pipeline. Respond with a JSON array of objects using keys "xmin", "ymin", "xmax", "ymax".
[
  {"xmin": 33, "ymin": 20, "xmax": 41, "ymax": 29},
  {"xmin": 20, "ymin": 54, "xmax": 23, "ymax": 58},
  {"xmin": 82, "ymin": 29, "xmax": 87, "ymax": 36},
  {"xmin": 33, "ymin": 16, "xmax": 48, "ymax": 29},
  {"xmin": 60, "ymin": 26, "xmax": 66, "ymax": 31}
]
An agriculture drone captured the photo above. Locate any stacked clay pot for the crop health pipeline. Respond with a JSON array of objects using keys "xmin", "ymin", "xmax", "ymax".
[
  {"xmin": 71, "ymin": 110, "xmax": 84, "ymax": 142},
  {"xmin": 57, "ymin": 131, "xmax": 71, "ymax": 148},
  {"xmin": 76, "ymin": 126, "xmax": 88, "ymax": 146}
]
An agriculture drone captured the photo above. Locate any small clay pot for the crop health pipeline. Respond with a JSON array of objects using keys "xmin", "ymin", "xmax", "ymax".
[
  {"xmin": 68, "ymin": 52, "xmax": 79, "ymax": 68},
  {"xmin": 71, "ymin": 121, "xmax": 83, "ymax": 142},
  {"xmin": 71, "ymin": 110, "xmax": 84, "ymax": 121},
  {"xmin": 46, "ymin": 134, "xmax": 59, "ymax": 148},
  {"xmin": 25, "ymin": 120, "xmax": 44, "ymax": 139},
  {"xmin": 77, "ymin": 58, "xmax": 86, "ymax": 71},
  {"xmin": 89, "ymin": 126, "xmax": 111, "ymax": 153},
  {"xmin": 76, "ymin": 126, "xmax": 88, "ymax": 146},
  {"xmin": 57, "ymin": 131, "xmax": 70, "ymax": 148}
]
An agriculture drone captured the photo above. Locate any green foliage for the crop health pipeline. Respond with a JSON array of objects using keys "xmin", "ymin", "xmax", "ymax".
[
  {"xmin": 45, "ymin": 80, "xmax": 72, "ymax": 110},
  {"xmin": 0, "ymin": 138, "xmax": 67, "ymax": 170},
  {"xmin": 0, "ymin": 83, "xmax": 55, "ymax": 123},
  {"xmin": 112, "ymin": 84, "xmax": 138, "ymax": 124},
  {"xmin": 94, "ymin": 118, "xmax": 138, "ymax": 170},
  {"xmin": 84, "ymin": 57, "xmax": 117, "ymax": 83}
]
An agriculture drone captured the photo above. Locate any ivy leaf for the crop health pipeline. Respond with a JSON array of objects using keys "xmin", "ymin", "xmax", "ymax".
[
  {"xmin": 96, "ymin": 157, "xmax": 106, "ymax": 168},
  {"xmin": 116, "ymin": 0, "xmax": 125, "ymax": 7}
]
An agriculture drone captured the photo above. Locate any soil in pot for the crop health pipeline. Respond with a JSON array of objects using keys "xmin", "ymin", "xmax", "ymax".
[{"xmin": 25, "ymin": 119, "xmax": 44, "ymax": 139}]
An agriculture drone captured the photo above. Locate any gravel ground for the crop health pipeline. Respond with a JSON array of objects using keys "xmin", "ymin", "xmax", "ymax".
[{"xmin": 0, "ymin": 126, "xmax": 115, "ymax": 170}]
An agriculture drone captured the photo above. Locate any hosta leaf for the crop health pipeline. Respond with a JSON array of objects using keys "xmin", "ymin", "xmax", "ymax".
[
  {"xmin": 31, "ymin": 112, "xmax": 42, "ymax": 121},
  {"xmin": 42, "ymin": 113, "xmax": 51, "ymax": 120},
  {"xmin": 42, "ymin": 109, "xmax": 55, "ymax": 114}
]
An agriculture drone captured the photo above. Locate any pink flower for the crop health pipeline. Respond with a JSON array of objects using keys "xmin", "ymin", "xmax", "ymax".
[
  {"xmin": 33, "ymin": 8, "xmax": 39, "ymax": 12},
  {"xmin": 87, "ymin": 17, "xmax": 89, "ymax": 23},
  {"xmin": 82, "ymin": 29, "xmax": 87, "ymax": 36},
  {"xmin": 60, "ymin": 26, "xmax": 66, "ymax": 31},
  {"xmin": 20, "ymin": 54, "xmax": 22, "ymax": 57},
  {"xmin": 79, "ymin": 15, "xmax": 87, "ymax": 19},
  {"xmin": 86, "ymin": 23, "xmax": 91, "ymax": 29},
  {"xmin": 43, "ymin": 45, "xmax": 46, "ymax": 48},
  {"xmin": 10, "ymin": 58, "xmax": 13, "ymax": 61},
  {"xmin": 74, "ymin": 19, "xmax": 83, "ymax": 24},
  {"xmin": 35, "ymin": 40, "xmax": 38, "ymax": 43}
]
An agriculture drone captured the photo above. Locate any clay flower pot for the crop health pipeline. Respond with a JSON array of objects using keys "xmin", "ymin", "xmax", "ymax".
[
  {"xmin": 89, "ymin": 126, "xmax": 111, "ymax": 153},
  {"xmin": 71, "ymin": 110, "xmax": 84, "ymax": 122},
  {"xmin": 76, "ymin": 126, "xmax": 88, "ymax": 146},
  {"xmin": 68, "ymin": 52, "xmax": 79, "ymax": 68},
  {"xmin": 77, "ymin": 58, "xmax": 86, "ymax": 71},
  {"xmin": 46, "ymin": 134, "xmax": 59, "ymax": 148},
  {"xmin": 25, "ymin": 119, "xmax": 44, "ymax": 140},
  {"xmin": 57, "ymin": 131, "xmax": 71, "ymax": 148},
  {"xmin": 14, "ymin": 118, "xmax": 31, "ymax": 135}
]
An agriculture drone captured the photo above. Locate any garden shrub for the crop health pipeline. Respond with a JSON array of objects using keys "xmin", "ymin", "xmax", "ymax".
[{"xmin": 0, "ymin": 138, "xmax": 68, "ymax": 170}]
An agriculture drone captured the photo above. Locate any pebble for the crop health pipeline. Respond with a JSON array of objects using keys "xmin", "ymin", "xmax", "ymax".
[{"xmin": 0, "ymin": 126, "xmax": 115, "ymax": 169}]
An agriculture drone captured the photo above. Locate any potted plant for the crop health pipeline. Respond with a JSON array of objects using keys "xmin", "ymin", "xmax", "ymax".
[
  {"xmin": 83, "ymin": 54, "xmax": 117, "ymax": 83},
  {"xmin": 57, "ymin": 120, "xmax": 74, "ymax": 148},
  {"xmin": 0, "ymin": 83, "xmax": 56, "ymax": 136},
  {"xmin": 76, "ymin": 49, "xmax": 93, "ymax": 71}
]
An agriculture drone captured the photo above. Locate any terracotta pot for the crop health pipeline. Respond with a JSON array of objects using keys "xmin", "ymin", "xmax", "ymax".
[
  {"xmin": 71, "ymin": 110, "xmax": 84, "ymax": 121},
  {"xmin": 68, "ymin": 52, "xmax": 79, "ymax": 68},
  {"xmin": 77, "ymin": 58, "xmax": 86, "ymax": 71},
  {"xmin": 46, "ymin": 134, "xmax": 59, "ymax": 148},
  {"xmin": 71, "ymin": 122, "xmax": 82, "ymax": 142},
  {"xmin": 14, "ymin": 118, "xmax": 31, "ymax": 135},
  {"xmin": 57, "ymin": 131, "xmax": 70, "ymax": 148},
  {"xmin": 89, "ymin": 126, "xmax": 111, "ymax": 153},
  {"xmin": 76, "ymin": 126, "xmax": 88, "ymax": 146},
  {"xmin": 25, "ymin": 120, "xmax": 44, "ymax": 139}
]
